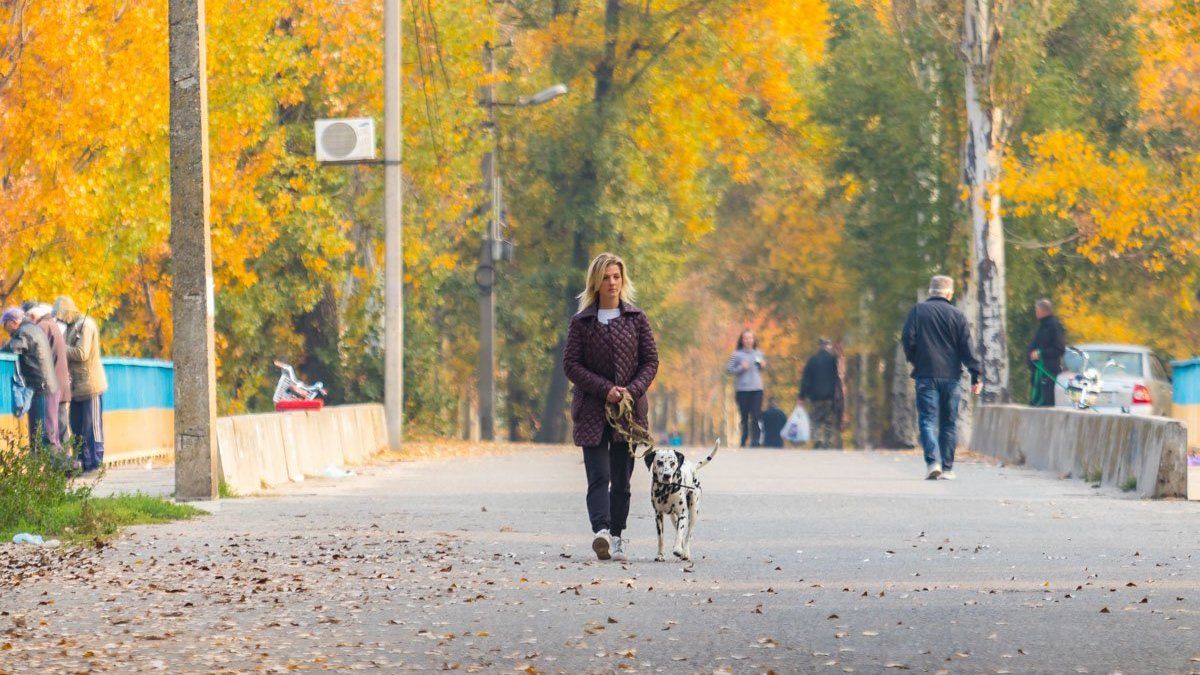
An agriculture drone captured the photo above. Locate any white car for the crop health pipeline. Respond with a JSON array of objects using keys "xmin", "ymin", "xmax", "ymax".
[{"xmin": 1053, "ymin": 343, "xmax": 1173, "ymax": 416}]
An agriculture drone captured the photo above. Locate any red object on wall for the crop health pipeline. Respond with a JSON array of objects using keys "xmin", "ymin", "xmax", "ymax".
[{"xmin": 275, "ymin": 399, "xmax": 324, "ymax": 412}]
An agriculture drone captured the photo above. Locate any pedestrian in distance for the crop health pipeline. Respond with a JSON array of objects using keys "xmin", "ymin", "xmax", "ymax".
[
  {"xmin": 726, "ymin": 329, "xmax": 766, "ymax": 448},
  {"xmin": 901, "ymin": 275, "xmax": 982, "ymax": 480},
  {"xmin": 25, "ymin": 303, "xmax": 72, "ymax": 447},
  {"xmin": 54, "ymin": 296, "xmax": 109, "ymax": 474},
  {"xmin": 2, "ymin": 307, "xmax": 64, "ymax": 456},
  {"xmin": 1027, "ymin": 299, "xmax": 1066, "ymax": 408},
  {"xmin": 799, "ymin": 338, "xmax": 843, "ymax": 449},
  {"xmin": 759, "ymin": 398, "xmax": 787, "ymax": 448},
  {"xmin": 563, "ymin": 252, "xmax": 659, "ymax": 562}
]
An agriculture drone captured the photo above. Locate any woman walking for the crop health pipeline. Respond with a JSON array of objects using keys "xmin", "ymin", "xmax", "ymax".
[
  {"xmin": 563, "ymin": 252, "xmax": 659, "ymax": 561},
  {"xmin": 727, "ymin": 330, "xmax": 766, "ymax": 447}
]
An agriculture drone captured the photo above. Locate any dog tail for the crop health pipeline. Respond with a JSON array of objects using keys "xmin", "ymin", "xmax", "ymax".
[{"xmin": 694, "ymin": 439, "xmax": 720, "ymax": 472}]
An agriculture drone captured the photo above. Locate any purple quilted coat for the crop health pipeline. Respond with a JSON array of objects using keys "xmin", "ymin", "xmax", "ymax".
[{"xmin": 563, "ymin": 302, "xmax": 659, "ymax": 447}]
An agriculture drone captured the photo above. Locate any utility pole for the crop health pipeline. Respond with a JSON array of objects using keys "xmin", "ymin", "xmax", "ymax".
[
  {"xmin": 474, "ymin": 50, "xmax": 565, "ymax": 442},
  {"xmin": 477, "ymin": 42, "xmax": 498, "ymax": 441},
  {"xmin": 383, "ymin": 0, "xmax": 404, "ymax": 450},
  {"xmin": 169, "ymin": 0, "xmax": 218, "ymax": 501}
]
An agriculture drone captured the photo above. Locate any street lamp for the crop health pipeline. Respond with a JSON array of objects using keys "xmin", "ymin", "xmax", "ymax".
[
  {"xmin": 477, "ymin": 42, "xmax": 567, "ymax": 442},
  {"xmin": 516, "ymin": 84, "xmax": 569, "ymax": 107}
]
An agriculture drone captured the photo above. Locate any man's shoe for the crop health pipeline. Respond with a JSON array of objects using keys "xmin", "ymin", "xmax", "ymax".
[
  {"xmin": 611, "ymin": 536, "xmax": 628, "ymax": 562},
  {"xmin": 926, "ymin": 463, "xmax": 942, "ymax": 480},
  {"xmin": 592, "ymin": 529, "xmax": 612, "ymax": 560},
  {"xmin": 940, "ymin": 470, "xmax": 956, "ymax": 480}
]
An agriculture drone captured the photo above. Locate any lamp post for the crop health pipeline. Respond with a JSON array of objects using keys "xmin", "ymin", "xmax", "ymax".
[{"xmin": 477, "ymin": 42, "xmax": 567, "ymax": 441}]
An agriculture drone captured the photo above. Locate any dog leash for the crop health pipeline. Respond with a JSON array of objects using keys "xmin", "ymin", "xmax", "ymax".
[
  {"xmin": 605, "ymin": 392, "xmax": 654, "ymax": 460},
  {"xmin": 653, "ymin": 480, "xmax": 700, "ymax": 492}
]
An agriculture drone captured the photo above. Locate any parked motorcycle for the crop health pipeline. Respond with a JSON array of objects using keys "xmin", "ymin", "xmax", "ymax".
[{"xmin": 1064, "ymin": 347, "xmax": 1125, "ymax": 410}]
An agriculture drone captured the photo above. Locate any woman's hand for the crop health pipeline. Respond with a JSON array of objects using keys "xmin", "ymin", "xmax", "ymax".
[{"xmin": 607, "ymin": 386, "xmax": 623, "ymax": 403}]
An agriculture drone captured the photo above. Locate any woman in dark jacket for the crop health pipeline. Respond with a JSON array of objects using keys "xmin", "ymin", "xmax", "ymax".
[{"xmin": 563, "ymin": 252, "xmax": 659, "ymax": 562}]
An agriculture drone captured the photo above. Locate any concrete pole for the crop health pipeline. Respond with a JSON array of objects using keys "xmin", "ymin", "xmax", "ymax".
[
  {"xmin": 169, "ymin": 0, "xmax": 218, "ymax": 501},
  {"xmin": 478, "ymin": 42, "xmax": 497, "ymax": 441},
  {"xmin": 383, "ymin": 0, "xmax": 404, "ymax": 450}
]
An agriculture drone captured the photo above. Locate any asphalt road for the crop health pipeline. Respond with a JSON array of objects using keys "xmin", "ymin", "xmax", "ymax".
[{"xmin": 4, "ymin": 446, "xmax": 1200, "ymax": 674}]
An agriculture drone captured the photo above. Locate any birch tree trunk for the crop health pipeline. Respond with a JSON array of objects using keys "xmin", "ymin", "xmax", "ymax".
[{"xmin": 962, "ymin": 0, "xmax": 1010, "ymax": 403}]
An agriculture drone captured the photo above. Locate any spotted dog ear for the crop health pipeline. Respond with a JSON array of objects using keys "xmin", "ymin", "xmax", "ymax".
[
  {"xmin": 675, "ymin": 450, "xmax": 685, "ymax": 466},
  {"xmin": 643, "ymin": 451, "xmax": 654, "ymax": 469}
]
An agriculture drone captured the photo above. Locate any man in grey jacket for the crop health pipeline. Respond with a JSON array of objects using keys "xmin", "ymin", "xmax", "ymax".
[{"xmin": 3, "ymin": 307, "xmax": 63, "ymax": 453}]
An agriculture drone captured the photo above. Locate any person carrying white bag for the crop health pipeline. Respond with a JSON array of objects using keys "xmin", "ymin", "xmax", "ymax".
[{"xmin": 782, "ymin": 403, "xmax": 810, "ymax": 444}]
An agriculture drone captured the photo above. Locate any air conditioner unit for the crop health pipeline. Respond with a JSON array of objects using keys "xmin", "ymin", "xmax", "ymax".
[{"xmin": 315, "ymin": 117, "xmax": 376, "ymax": 163}]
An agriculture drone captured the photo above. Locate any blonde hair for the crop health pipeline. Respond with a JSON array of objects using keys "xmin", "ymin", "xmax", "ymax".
[{"xmin": 577, "ymin": 252, "xmax": 636, "ymax": 312}]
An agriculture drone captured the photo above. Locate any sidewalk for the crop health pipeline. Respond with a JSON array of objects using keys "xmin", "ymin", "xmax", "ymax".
[{"xmin": 88, "ymin": 464, "xmax": 175, "ymax": 499}]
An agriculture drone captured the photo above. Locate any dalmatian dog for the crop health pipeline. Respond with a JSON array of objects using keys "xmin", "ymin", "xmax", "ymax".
[{"xmin": 643, "ymin": 442, "xmax": 719, "ymax": 562}]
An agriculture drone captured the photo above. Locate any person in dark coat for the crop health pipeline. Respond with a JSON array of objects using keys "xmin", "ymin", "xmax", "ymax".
[
  {"xmin": 901, "ymin": 276, "xmax": 981, "ymax": 480},
  {"xmin": 799, "ymin": 338, "xmax": 843, "ymax": 449},
  {"xmin": 759, "ymin": 398, "xmax": 787, "ymax": 448},
  {"xmin": 1027, "ymin": 299, "xmax": 1066, "ymax": 407},
  {"xmin": 563, "ymin": 252, "xmax": 659, "ymax": 562},
  {"xmin": 2, "ymin": 307, "xmax": 63, "ymax": 454}
]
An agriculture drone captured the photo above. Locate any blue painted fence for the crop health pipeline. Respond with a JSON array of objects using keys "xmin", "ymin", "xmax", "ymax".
[
  {"xmin": 1172, "ymin": 358, "xmax": 1200, "ymax": 406},
  {"xmin": 0, "ymin": 353, "xmax": 173, "ymax": 412}
]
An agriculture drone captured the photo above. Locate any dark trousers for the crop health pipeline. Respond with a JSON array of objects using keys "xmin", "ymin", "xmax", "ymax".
[
  {"xmin": 583, "ymin": 425, "xmax": 634, "ymax": 537},
  {"xmin": 916, "ymin": 377, "xmax": 961, "ymax": 470},
  {"xmin": 735, "ymin": 389, "xmax": 763, "ymax": 447},
  {"xmin": 28, "ymin": 390, "xmax": 62, "ymax": 452},
  {"xmin": 809, "ymin": 399, "xmax": 838, "ymax": 449},
  {"xmin": 70, "ymin": 395, "xmax": 105, "ymax": 472},
  {"xmin": 1030, "ymin": 369, "xmax": 1056, "ymax": 407}
]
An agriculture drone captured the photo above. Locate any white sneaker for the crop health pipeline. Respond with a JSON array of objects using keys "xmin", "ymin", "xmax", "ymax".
[
  {"xmin": 592, "ymin": 529, "xmax": 612, "ymax": 560},
  {"xmin": 611, "ymin": 536, "xmax": 627, "ymax": 562},
  {"xmin": 926, "ymin": 463, "xmax": 942, "ymax": 480},
  {"xmin": 940, "ymin": 470, "xmax": 956, "ymax": 480}
]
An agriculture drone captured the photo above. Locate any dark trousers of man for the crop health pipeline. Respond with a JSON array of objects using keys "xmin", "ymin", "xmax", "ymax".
[
  {"xmin": 915, "ymin": 377, "xmax": 961, "ymax": 470},
  {"xmin": 70, "ymin": 395, "xmax": 105, "ymax": 472},
  {"xmin": 28, "ymin": 390, "xmax": 62, "ymax": 453},
  {"xmin": 583, "ymin": 425, "xmax": 634, "ymax": 537},
  {"xmin": 735, "ymin": 389, "xmax": 763, "ymax": 447},
  {"xmin": 1030, "ymin": 369, "xmax": 1056, "ymax": 407},
  {"xmin": 809, "ymin": 399, "xmax": 838, "ymax": 449}
]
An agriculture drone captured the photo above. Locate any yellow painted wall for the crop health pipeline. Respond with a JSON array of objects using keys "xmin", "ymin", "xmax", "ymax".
[
  {"xmin": 1173, "ymin": 403, "xmax": 1200, "ymax": 451},
  {"xmin": 0, "ymin": 409, "xmax": 172, "ymax": 464}
]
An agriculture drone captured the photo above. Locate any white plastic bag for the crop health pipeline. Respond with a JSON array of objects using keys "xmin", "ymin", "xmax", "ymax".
[{"xmin": 783, "ymin": 405, "xmax": 811, "ymax": 443}]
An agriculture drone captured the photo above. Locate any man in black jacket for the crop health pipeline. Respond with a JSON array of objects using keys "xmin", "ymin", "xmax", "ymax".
[
  {"xmin": 799, "ymin": 338, "xmax": 843, "ymax": 448},
  {"xmin": 3, "ymin": 307, "xmax": 63, "ymax": 453},
  {"xmin": 901, "ymin": 276, "xmax": 981, "ymax": 480},
  {"xmin": 759, "ymin": 398, "xmax": 787, "ymax": 448},
  {"xmin": 1027, "ymin": 299, "xmax": 1066, "ymax": 407}
]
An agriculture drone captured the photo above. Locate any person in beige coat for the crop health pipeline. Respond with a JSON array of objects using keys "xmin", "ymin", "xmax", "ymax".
[{"xmin": 53, "ymin": 296, "xmax": 108, "ymax": 473}]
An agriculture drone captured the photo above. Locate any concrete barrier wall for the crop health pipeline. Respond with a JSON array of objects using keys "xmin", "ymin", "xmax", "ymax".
[
  {"xmin": 970, "ymin": 404, "xmax": 1187, "ymax": 499},
  {"xmin": 216, "ymin": 404, "xmax": 387, "ymax": 495}
]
